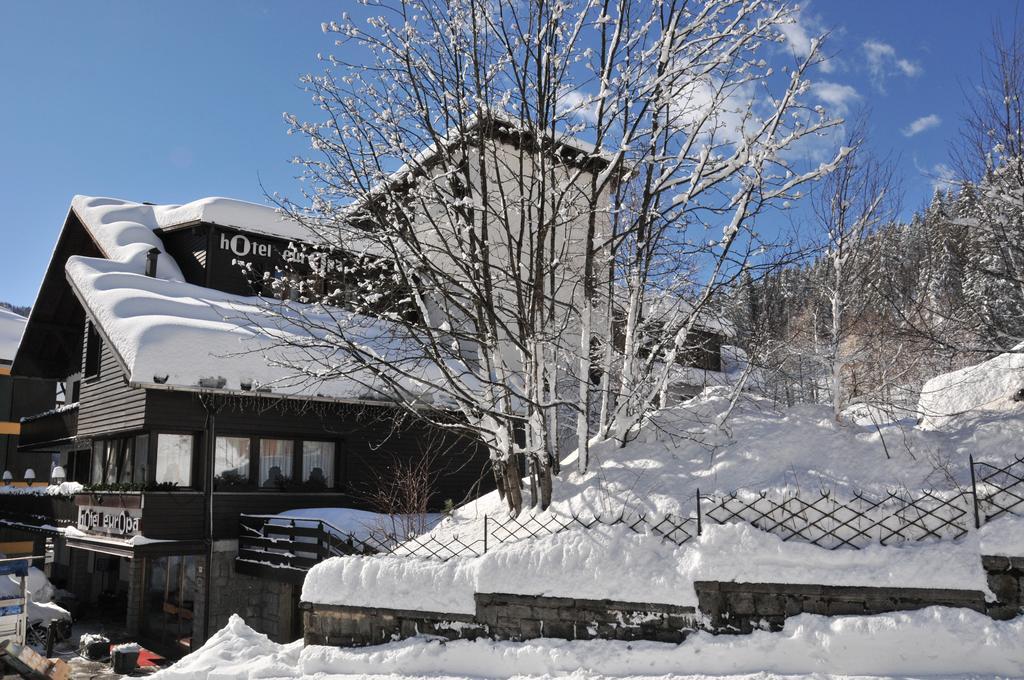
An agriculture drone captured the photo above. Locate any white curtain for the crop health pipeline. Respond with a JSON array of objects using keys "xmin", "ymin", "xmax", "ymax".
[
  {"xmin": 215, "ymin": 436, "xmax": 250, "ymax": 480},
  {"xmin": 260, "ymin": 439, "xmax": 293, "ymax": 487},
  {"xmin": 302, "ymin": 441, "xmax": 334, "ymax": 487}
]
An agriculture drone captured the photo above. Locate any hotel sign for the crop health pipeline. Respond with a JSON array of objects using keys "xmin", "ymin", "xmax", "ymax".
[{"xmin": 76, "ymin": 505, "xmax": 142, "ymax": 538}]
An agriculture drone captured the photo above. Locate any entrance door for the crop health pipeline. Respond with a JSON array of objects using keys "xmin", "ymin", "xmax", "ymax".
[{"xmin": 143, "ymin": 556, "xmax": 197, "ymax": 656}]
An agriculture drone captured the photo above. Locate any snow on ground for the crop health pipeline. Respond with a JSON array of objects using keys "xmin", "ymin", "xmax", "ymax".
[
  {"xmin": 271, "ymin": 508, "xmax": 442, "ymax": 542},
  {"xmin": 302, "ymin": 522, "xmax": 992, "ymax": 613},
  {"xmin": 0, "ymin": 564, "xmax": 71, "ymax": 626},
  {"xmin": 421, "ymin": 386, "xmax": 1024, "ymax": 549},
  {"xmin": 0, "ymin": 306, "xmax": 25, "ymax": 361},
  {"xmin": 979, "ymin": 514, "xmax": 1024, "ymax": 557},
  {"xmin": 917, "ymin": 342, "xmax": 1024, "ymax": 430},
  {"xmin": 154, "ymin": 609, "xmax": 1024, "ymax": 679}
]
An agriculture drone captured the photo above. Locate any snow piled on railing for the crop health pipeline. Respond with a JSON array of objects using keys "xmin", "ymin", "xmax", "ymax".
[{"xmin": 0, "ymin": 482, "xmax": 83, "ymax": 496}]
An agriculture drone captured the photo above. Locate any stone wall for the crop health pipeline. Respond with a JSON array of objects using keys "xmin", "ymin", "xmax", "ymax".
[
  {"xmin": 302, "ymin": 603, "xmax": 482, "ymax": 647},
  {"xmin": 303, "ymin": 553, "xmax": 1024, "ymax": 648},
  {"xmin": 694, "ymin": 581, "xmax": 986, "ymax": 634},
  {"xmin": 303, "ymin": 594, "xmax": 697, "ymax": 647},
  {"xmin": 694, "ymin": 554, "xmax": 1024, "ymax": 633},
  {"xmin": 200, "ymin": 540, "xmax": 297, "ymax": 644},
  {"xmin": 984, "ymin": 555, "xmax": 1024, "ymax": 620},
  {"xmin": 475, "ymin": 593, "xmax": 696, "ymax": 643}
]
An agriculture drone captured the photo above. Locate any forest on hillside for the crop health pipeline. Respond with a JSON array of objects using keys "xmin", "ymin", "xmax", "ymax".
[{"xmin": 726, "ymin": 22, "xmax": 1024, "ymax": 422}]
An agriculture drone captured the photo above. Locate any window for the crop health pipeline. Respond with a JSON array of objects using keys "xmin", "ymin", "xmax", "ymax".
[
  {"xmin": 91, "ymin": 441, "xmax": 105, "ymax": 484},
  {"xmin": 90, "ymin": 436, "xmax": 145, "ymax": 485},
  {"xmin": 133, "ymin": 434, "xmax": 149, "ymax": 483},
  {"xmin": 302, "ymin": 441, "xmax": 334, "ymax": 488},
  {"xmin": 214, "ymin": 436, "xmax": 250, "ymax": 488},
  {"xmin": 155, "ymin": 434, "xmax": 192, "ymax": 487},
  {"xmin": 84, "ymin": 322, "xmax": 102, "ymax": 379},
  {"xmin": 259, "ymin": 439, "xmax": 293, "ymax": 488}
]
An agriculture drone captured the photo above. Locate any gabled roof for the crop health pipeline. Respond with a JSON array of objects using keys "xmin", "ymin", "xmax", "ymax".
[
  {"xmin": 54, "ymin": 195, "xmax": 453, "ymax": 404},
  {"xmin": 0, "ymin": 307, "xmax": 26, "ymax": 363}
]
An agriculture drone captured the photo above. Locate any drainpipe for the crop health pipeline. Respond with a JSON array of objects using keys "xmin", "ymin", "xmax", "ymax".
[{"xmin": 201, "ymin": 399, "xmax": 217, "ymax": 646}]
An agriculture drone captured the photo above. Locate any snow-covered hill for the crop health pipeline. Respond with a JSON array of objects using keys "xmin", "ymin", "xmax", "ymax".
[{"xmin": 426, "ymin": 384, "xmax": 1024, "ymax": 545}]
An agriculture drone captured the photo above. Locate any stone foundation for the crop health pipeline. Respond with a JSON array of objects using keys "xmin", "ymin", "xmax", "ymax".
[
  {"xmin": 694, "ymin": 581, "xmax": 987, "ymax": 633},
  {"xmin": 303, "ymin": 553, "xmax": 1024, "ymax": 647},
  {"xmin": 199, "ymin": 540, "xmax": 297, "ymax": 643},
  {"xmin": 303, "ymin": 594, "xmax": 697, "ymax": 647},
  {"xmin": 983, "ymin": 555, "xmax": 1024, "ymax": 620},
  {"xmin": 475, "ymin": 593, "xmax": 696, "ymax": 643}
]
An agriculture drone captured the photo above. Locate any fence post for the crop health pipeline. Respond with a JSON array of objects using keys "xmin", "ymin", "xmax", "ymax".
[
  {"xmin": 969, "ymin": 454, "xmax": 982, "ymax": 529},
  {"xmin": 696, "ymin": 488, "xmax": 702, "ymax": 536},
  {"xmin": 483, "ymin": 515, "xmax": 488, "ymax": 554}
]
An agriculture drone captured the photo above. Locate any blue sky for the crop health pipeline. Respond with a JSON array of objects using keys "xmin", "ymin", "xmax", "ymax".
[{"xmin": 0, "ymin": 1, "xmax": 1013, "ymax": 307}]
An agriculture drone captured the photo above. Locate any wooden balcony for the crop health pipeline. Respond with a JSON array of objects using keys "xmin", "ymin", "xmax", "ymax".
[
  {"xmin": 18, "ymin": 404, "xmax": 78, "ymax": 450},
  {"xmin": 0, "ymin": 493, "xmax": 77, "ymax": 534}
]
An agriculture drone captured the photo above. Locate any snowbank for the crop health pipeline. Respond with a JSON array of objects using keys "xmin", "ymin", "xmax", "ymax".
[
  {"xmin": 980, "ymin": 514, "xmax": 1024, "ymax": 557},
  {"xmin": 918, "ymin": 344, "xmax": 1024, "ymax": 429},
  {"xmin": 302, "ymin": 523, "xmax": 992, "ymax": 613},
  {"xmin": 0, "ymin": 307, "xmax": 25, "ymax": 362},
  {"xmin": 0, "ymin": 565, "xmax": 71, "ymax": 626},
  {"xmin": 157, "ymin": 608, "xmax": 1024, "ymax": 678},
  {"xmin": 152, "ymin": 614, "xmax": 302, "ymax": 680}
]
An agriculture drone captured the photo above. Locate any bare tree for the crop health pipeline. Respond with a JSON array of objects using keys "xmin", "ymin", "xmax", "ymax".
[
  {"xmin": 262, "ymin": 0, "xmax": 845, "ymax": 514},
  {"xmin": 810, "ymin": 118, "xmax": 898, "ymax": 420}
]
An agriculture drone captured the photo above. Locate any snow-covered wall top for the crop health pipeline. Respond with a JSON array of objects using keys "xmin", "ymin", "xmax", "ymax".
[{"xmin": 0, "ymin": 307, "xmax": 26, "ymax": 362}]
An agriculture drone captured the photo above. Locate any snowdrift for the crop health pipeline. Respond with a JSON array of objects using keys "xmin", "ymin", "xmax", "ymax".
[
  {"xmin": 155, "ymin": 609, "xmax": 1024, "ymax": 679},
  {"xmin": 918, "ymin": 343, "xmax": 1024, "ymax": 429}
]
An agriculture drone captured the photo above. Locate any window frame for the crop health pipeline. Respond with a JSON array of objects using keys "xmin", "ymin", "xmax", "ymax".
[{"xmin": 154, "ymin": 432, "xmax": 195, "ymax": 488}]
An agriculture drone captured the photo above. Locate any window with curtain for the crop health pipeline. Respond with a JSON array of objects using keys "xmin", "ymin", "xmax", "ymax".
[
  {"xmin": 259, "ymin": 439, "xmax": 293, "ymax": 488},
  {"xmin": 133, "ymin": 434, "xmax": 149, "ymax": 484},
  {"xmin": 117, "ymin": 438, "xmax": 134, "ymax": 484},
  {"xmin": 156, "ymin": 434, "xmax": 193, "ymax": 487},
  {"xmin": 302, "ymin": 441, "xmax": 334, "ymax": 488},
  {"xmin": 91, "ymin": 440, "xmax": 105, "ymax": 484},
  {"xmin": 214, "ymin": 436, "xmax": 251, "ymax": 487}
]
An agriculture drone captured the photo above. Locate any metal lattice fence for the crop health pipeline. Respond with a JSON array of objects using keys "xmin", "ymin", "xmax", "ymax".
[
  {"xmin": 237, "ymin": 455, "xmax": 1024, "ymax": 571},
  {"xmin": 973, "ymin": 455, "xmax": 1024, "ymax": 522},
  {"xmin": 702, "ymin": 488, "xmax": 972, "ymax": 550}
]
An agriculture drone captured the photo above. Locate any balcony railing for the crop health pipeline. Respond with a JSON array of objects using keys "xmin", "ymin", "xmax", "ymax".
[{"xmin": 18, "ymin": 403, "xmax": 78, "ymax": 450}]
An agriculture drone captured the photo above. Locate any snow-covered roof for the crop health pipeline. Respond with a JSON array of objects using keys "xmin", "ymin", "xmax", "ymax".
[
  {"xmin": 70, "ymin": 195, "xmax": 318, "ymax": 275},
  {"xmin": 0, "ymin": 307, "xmax": 26, "ymax": 362},
  {"xmin": 65, "ymin": 255, "xmax": 444, "ymax": 403}
]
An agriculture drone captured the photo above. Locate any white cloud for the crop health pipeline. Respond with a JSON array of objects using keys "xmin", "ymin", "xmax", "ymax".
[
  {"xmin": 902, "ymin": 113, "xmax": 941, "ymax": 137},
  {"xmin": 556, "ymin": 88, "xmax": 599, "ymax": 124},
  {"xmin": 779, "ymin": 6, "xmax": 835, "ymax": 73},
  {"xmin": 809, "ymin": 81, "xmax": 861, "ymax": 116},
  {"xmin": 863, "ymin": 39, "xmax": 921, "ymax": 90},
  {"xmin": 896, "ymin": 58, "xmax": 922, "ymax": 77}
]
